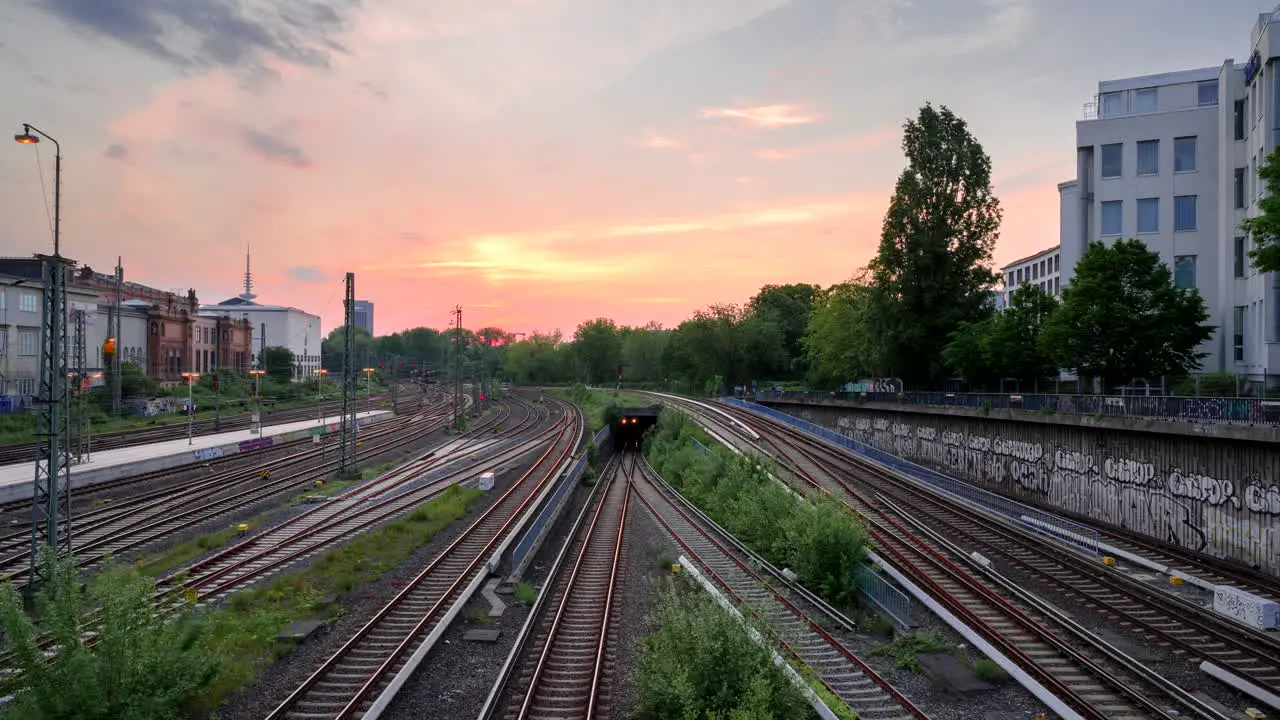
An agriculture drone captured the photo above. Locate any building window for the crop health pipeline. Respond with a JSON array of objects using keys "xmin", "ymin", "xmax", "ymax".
[
  {"xmin": 1100, "ymin": 200, "xmax": 1122, "ymax": 235},
  {"xmin": 1054, "ymin": 255, "xmax": 1060, "ymax": 272},
  {"xmin": 1174, "ymin": 195, "xmax": 1197, "ymax": 231},
  {"xmin": 1134, "ymin": 88, "xmax": 1157, "ymax": 113},
  {"xmin": 0, "ymin": 291, "xmax": 5, "ymax": 310},
  {"xmin": 18, "ymin": 330, "xmax": 38, "ymax": 356},
  {"xmin": 1236, "ymin": 168, "xmax": 1247, "ymax": 209},
  {"xmin": 1197, "ymin": 81, "xmax": 1219, "ymax": 106},
  {"xmin": 1174, "ymin": 136, "xmax": 1197, "ymax": 172},
  {"xmin": 1234, "ymin": 306, "xmax": 1246, "ymax": 361},
  {"xmin": 19, "ymin": 294, "xmax": 36, "ymax": 313},
  {"xmin": 1100, "ymin": 92, "xmax": 1122, "ymax": 117},
  {"xmin": 1235, "ymin": 99, "xmax": 1246, "ymax": 140},
  {"xmin": 1235, "ymin": 236, "xmax": 1247, "ymax": 277},
  {"xmin": 1100, "ymin": 143, "xmax": 1122, "ymax": 178},
  {"xmin": 1173, "ymin": 255, "xmax": 1197, "ymax": 288},
  {"xmin": 0, "ymin": 332, "xmax": 6, "ymax": 356},
  {"xmin": 1137, "ymin": 198, "xmax": 1159, "ymax": 233},
  {"xmin": 1136, "ymin": 140, "xmax": 1159, "ymax": 175}
]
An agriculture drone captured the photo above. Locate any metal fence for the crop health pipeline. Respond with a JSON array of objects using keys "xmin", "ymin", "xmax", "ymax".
[
  {"xmin": 853, "ymin": 562, "xmax": 915, "ymax": 628},
  {"xmin": 752, "ymin": 389, "xmax": 1280, "ymax": 426},
  {"xmin": 724, "ymin": 398, "xmax": 1101, "ymax": 554},
  {"xmin": 510, "ymin": 424, "xmax": 612, "ymax": 570}
]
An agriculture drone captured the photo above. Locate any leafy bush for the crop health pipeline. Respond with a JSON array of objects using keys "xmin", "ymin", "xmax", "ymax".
[
  {"xmin": 645, "ymin": 412, "xmax": 869, "ymax": 606},
  {"xmin": 633, "ymin": 580, "xmax": 815, "ymax": 720},
  {"xmin": 0, "ymin": 552, "xmax": 220, "ymax": 719}
]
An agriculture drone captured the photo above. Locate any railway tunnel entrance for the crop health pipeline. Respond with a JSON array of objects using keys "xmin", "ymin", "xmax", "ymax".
[{"xmin": 612, "ymin": 405, "xmax": 661, "ymax": 450}]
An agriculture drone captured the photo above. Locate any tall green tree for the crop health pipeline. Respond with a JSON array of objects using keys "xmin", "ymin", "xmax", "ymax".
[
  {"xmin": 942, "ymin": 284, "xmax": 1059, "ymax": 389},
  {"xmin": 802, "ymin": 279, "xmax": 873, "ymax": 388},
  {"xmin": 261, "ymin": 346, "xmax": 295, "ymax": 382},
  {"xmin": 1041, "ymin": 239, "xmax": 1214, "ymax": 390},
  {"xmin": 747, "ymin": 283, "xmax": 819, "ymax": 378},
  {"xmin": 572, "ymin": 318, "xmax": 622, "ymax": 384},
  {"xmin": 1242, "ymin": 147, "xmax": 1280, "ymax": 272},
  {"xmin": 620, "ymin": 322, "xmax": 669, "ymax": 383},
  {"xmin": 865, "ymin": 103, "xmax": 1002, "ymax": 385}
]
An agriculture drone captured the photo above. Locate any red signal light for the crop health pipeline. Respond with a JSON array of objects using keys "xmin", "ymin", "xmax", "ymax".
[{"xmin": 479, "ymin": 395, "xmax": 486, "ymax": 401}]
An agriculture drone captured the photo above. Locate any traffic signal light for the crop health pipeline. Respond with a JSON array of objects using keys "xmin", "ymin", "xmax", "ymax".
[
  {"xmin": 212, "ymin": 373, "xmax": 220, "ymax": 391},
  {"xmin": 102, "ymin": 337, "xmax": 116, "ymax": 355}
]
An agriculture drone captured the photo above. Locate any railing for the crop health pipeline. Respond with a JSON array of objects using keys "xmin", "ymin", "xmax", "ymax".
[
  {"xmin": 510, "ymin": 424, "xmax": 612, "ymax": 570},
  {"xmin": 724, "ymin": 398, "xmax": 1101, "ymax": 554},
  {"xmin": 691, "ymin": 437, "xmax": 711, "ymax": 455},
  {"xmin": 753, "ymin": 389, "xmax": 1280, "ymax": 426},
  {"xmin": 853, "ymin": 562, "xmax": 915, "ymax": 629}
]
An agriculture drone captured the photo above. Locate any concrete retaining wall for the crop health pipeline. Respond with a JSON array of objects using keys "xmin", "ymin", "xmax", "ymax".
[{"xmin": 764, "ymin": 401, "xmax": 1280, "ymax": 577}]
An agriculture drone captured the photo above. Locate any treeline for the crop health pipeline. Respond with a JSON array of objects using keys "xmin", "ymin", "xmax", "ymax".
[{"xmin": 338, "ymin": 103, "xmax": 1219, "ymax": 393}]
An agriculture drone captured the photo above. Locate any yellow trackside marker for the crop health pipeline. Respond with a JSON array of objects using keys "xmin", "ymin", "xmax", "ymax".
[
  {"xmin": 184, "ymin": 588, "xmax": 198, "ymax": 603},
  {"xmin": 671, "ymin": 564, "xmax": 681, "ymax": 573},
  {"xmin": 1102, "ymin": 556, "xmax": 1116, "ymax": 566},
  {"xmin": 315, "ymin": 480, "xmax": 324, "ymax": 486},
  {"xmin": 1170, "ymin": 576, "xmax": 1184, "ymax": 585},
  {"xmin": 237, "ymin": 523, "xmax": 249, "ymax": 532}
]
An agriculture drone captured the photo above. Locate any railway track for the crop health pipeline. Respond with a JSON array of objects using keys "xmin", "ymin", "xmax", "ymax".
[
  {"xmin": 262, "ymin": 399, "xmax": 582, "ymax": 719},
  {"xmin": 733, "ymin": 407, "xmax": 1280, "ymax": 708},
  {"xmin": 716, "ymin": 404, "xmax": 1242, "ymax": 720},
  {"xmin": 488, "ymin": 453, "xmax": 630, "ymax": 720},
  {"xmin": 628, "ymin": 451, "xmax": 928, "ymax": 720},
  {"xmin": 0, "ymin": 403, "xmax": 455, "ymax": 586},
  {"xmin": 0, "ymin": 393, "xmax": 394, "ymax": 466}
]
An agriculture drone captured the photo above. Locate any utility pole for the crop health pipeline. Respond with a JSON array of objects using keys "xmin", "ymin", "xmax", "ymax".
[
  {"xmin": 15, "ymin": 123, "xmax": 72, "ymax": 589},
  {"xmin": 112, "ymin": 258, "xmax": 122, "ymax": 417},
  {"xmin": 69, "ymin": 309, "xmax": 89, "ymax": 463},
  {"xmin": 451, "ymin": 305, "xmax": 463, "ymax": 431},
  {"xmin": 339, "ymin": 273, "xmax": 357, "ymax": 475}
]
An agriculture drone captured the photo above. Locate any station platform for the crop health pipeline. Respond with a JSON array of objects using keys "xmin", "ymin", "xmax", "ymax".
[{"xmin": 0, "ymin": 411, "xmax": 393, "ymax": 503}]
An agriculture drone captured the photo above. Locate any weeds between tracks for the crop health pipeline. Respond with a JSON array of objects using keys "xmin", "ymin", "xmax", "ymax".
[{"xmin": 0, "ymin": 484, "xmax": 485, "ymax": 719}]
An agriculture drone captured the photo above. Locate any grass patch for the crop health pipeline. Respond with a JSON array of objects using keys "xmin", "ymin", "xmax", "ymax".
[
  {"xmin": 646, "ymin": 412, "xmax": 870, "ymax": 607},
  {"xmin": 801, "ymin": 669, "xmax": 858, "ymax": 720},
  {"xmin": 548, "ymin": 384, "xmax": 651, "ymax": 432},
  {"xmin": 633, "ymin": 577, "xmax": 816, "ymax": 719},
  {"xmin": 870, "ymin": 629, "xmax": 950, "ymax": 672},
  {"xmin": 512, "ymin": 581, "xmax": 538, "ymax": 605},
  {"xmin": 134, "ymin": 524, "xmax": 246, "ymax": 578},
  {"xmin": 972, "ymin": 657, "xmax": 1008, "ymax": 682}
]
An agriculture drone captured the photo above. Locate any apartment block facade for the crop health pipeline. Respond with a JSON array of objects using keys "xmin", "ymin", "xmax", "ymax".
[
  {"xmin": 1060, "ymin": 6, "xmax": 1280, "ymax": 380},
  {"xmin": 999, "ymin": 245, "xmax": 1061, "ymax": 309}
]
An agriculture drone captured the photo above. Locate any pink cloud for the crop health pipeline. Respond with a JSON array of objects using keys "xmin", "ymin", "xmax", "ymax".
[
  {"xmin": 640, "ymin": 131, "xmax": 682, "ymax": 149},
  {"xmin": 756, "ymin": 125, "xmax": 899, "ymax": 161},
  {"xmin": 699, "ymin": 104, "xmax": 822, "ymax": 129}
]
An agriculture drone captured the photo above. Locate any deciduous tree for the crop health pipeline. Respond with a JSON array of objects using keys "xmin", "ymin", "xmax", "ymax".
[
  {"xmin": 1041, "ymin": 239, "xmax": 1214, "ymax": 390},
  {"xmin": 1242, "ymin": 147, "xmax": 1280, "ymax": 273},
  {"xmin": 865, "ymin": 103, "xmax": 1002, "ymax": 385},
  {"xmin": 572, "ymin": 318, "xmax": 622, "ymax": 384},
  {"xmin": 802, "ymin": 279, "xmax": 874, "ymax": 388}
]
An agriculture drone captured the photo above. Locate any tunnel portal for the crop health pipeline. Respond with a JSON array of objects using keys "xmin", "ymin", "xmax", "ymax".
[{"xmin": 613, "ymin": 405, "xmax": 661, "ymax": 449}]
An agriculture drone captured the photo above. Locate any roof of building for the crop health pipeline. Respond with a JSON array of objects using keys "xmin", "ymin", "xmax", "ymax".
[
  {"xmin": 1098, "ymin": 66, "xmax": 1221, "ymax": 94},
  {"xmin": 200, "ymin": 301, "xmax": 319, "ymax": 318},
  {"xmin": 1002, "ymin": 245, "xmax": 1061, "ymax": 270}
]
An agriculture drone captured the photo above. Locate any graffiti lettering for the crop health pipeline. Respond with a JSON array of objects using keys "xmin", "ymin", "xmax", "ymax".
[
  {"xmin": 1167, "ymin": 470, "xmax": 1237, "ymax": 507},
  {"xmin": 238, "ymin": 437, "xmax": 274, "ymax": 453},
  {"xmin": 941, "ymin": 431, "xmax": 965, "ymax": 447},
  {"xmin": 1054, "ymin": 449, "xmax": 1097, "ymax": 476},
  {"xmin": 1103, "ymin": 457, "xmax": 1155, "ymax": 486},
  {"xmin": 967, "ymin": 435, "xmax": 991, "ymax": 452},
  {"xmin": 1009, "ymin": 459, "xmax": 1049, "ymax": 494},
  {"xmin": 916, "ymin": 426, "xmax": 937, "ymax": 441},
  {"xmin": 854, "ymin": 418, "xmax": 872, "ymax": 431},
  {"xmin": 892, "ymin": 423, "xmax": 913, "ymax": 437},
  {"xmin": 873, "ymin": 418, "xmax": 890, "ymax": 431},
  {"xmin": 993, "ymin": 438, "xmax": 1043, "ymax": 463},
  {"xmin": 1244, "ymin": 483, "xmax": 1280, "ymax": 515},
  {"xmin": 192, "ymin": 447, "xmax": 223, "ymax": 462}
]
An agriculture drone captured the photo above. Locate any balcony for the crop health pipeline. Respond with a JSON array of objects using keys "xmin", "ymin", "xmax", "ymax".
[{"xmin": 1082, "ymin": 91, "xmax": 1218, "ymax": 121}]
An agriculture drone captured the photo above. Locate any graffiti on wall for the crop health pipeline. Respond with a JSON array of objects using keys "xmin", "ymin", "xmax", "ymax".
[{"xmin": 831, "ymin": 412, "xmax": 1280, "ymax": 575}]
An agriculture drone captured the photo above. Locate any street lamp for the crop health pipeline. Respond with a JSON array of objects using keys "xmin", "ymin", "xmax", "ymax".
[
  {"xmin": 248, "ymin": 369, "xmax": 265, "ymax": 434},
  {"xmin": 363, "ymin": 367, "xmax": 375, "ymax": 412},
  {"xmin": 313, "ymin": 368, "xmax": 328, "ymax": 424},
  {"xmin": 13, "ymin": 124, "xmax": 61, "ymax": 256},
  {"xmin": 180, "ymin": 372, "xmax": 200, "ymax": 444}
]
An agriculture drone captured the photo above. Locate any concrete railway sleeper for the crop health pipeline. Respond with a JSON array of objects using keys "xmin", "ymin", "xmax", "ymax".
[
  {"xmin": 263, "ymin": 406, "xmax": 582, "ymax": 720},
  {"xmin": 730, "ymin": 408, "xmax": 1236, "ymax": 720},
  {"xmin": 628, "ymin": 450, "xmax": 927, "ymax": 720},
  {"xmin": 495, "ymin": 452, "xmax": 630, "ymax": 720},
  {"xmin": 0, "ymin": 404, "xmax": 455, "ymax": 585},
  {"xmin": 0, "ymin": 396, "xmax": 534, "ymax": 672}
]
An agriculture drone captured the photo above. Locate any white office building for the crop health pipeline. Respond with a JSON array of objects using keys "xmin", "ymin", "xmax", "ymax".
[
  {"xmin": 199, "ymin": 298, "xmax": 322, "ymax": 379},
  {"xmin": 1060, "ymin": 6, "xmax": 1280, "ymax": 381},
  {"xmin": 999, "ymin": 245, "xmax": 1061, "ymax": 309}
]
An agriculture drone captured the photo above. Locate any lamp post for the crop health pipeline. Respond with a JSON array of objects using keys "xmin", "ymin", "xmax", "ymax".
[
  {"xmin": 363, "ymin": 367, "xmax": 375, "ymax": 413},
  {"xmin": 14, "ymin": 124, "xmax": 60, "ymax": 256},
  {"xmin": 180, "ymin": 372, "xmax": 200, "ymax": 445},
  {"xmin": 313, "ymin": 368, "xmax": 328, "ymax": 425},
  {"xmin": 249, "ymin": 369, "xmax": 265, "ymax": 435}
]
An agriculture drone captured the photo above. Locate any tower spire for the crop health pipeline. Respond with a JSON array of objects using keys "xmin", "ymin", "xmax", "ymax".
[{"xmin": 240, "ymin": 242, "xmax": 257, "ymax": 301}]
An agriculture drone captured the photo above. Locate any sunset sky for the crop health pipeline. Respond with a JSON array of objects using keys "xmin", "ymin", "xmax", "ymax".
[{"xmin": 0, "ymin": 0, "xmax": 1270, "ymax": 337}]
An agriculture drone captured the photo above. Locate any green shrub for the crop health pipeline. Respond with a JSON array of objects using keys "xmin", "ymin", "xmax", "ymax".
[
  {"xmin": 870, "ymin": 630, "xmax": 949, "ymax": 672},
  {"xmin": 633, "ymin": 580, "xmax": 815, "ymax": 720},
  {"xmin": 973, "ymin": 657, "xmax": 1007, "ymax": 682},
  {"xmin": 513, "ymin": 582, "xmax": 538, "ymax": 605},
  {"xmin": 645, "ymin": 412, "xmax": 869, "ymax": 607},
  {"xmin": 0, "ymin": 552, "xmax": 221, "ymax": 719}
]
